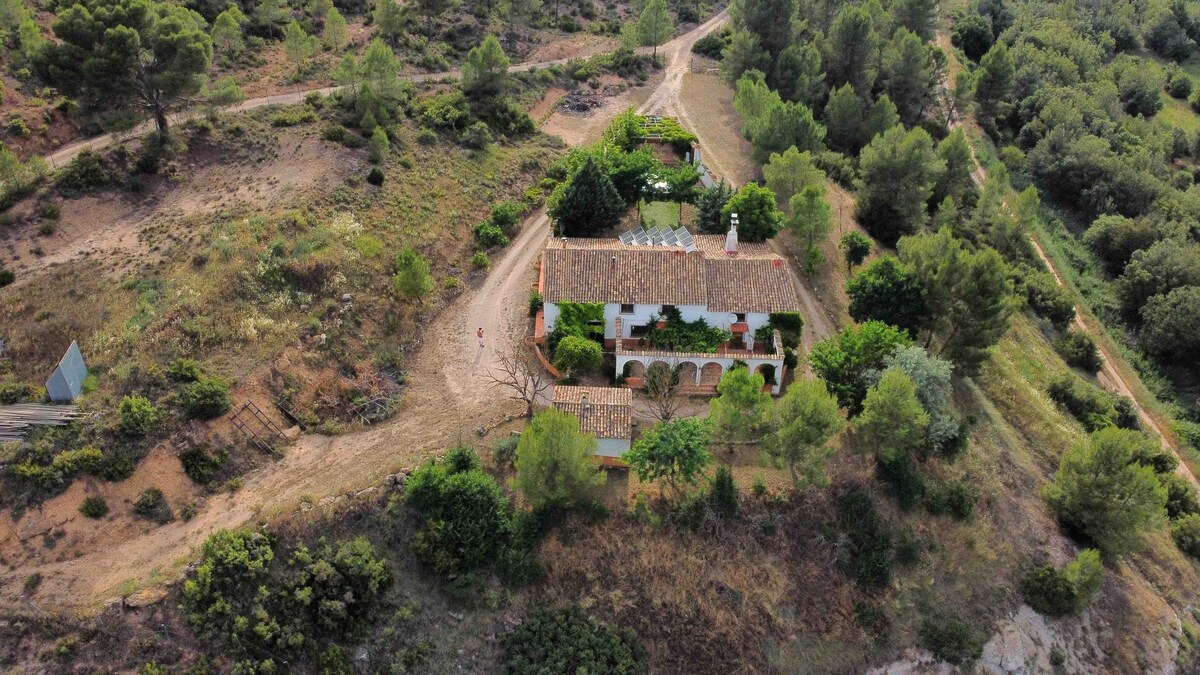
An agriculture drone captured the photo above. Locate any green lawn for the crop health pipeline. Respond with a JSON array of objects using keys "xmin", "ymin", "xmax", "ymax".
[
  {"xmin": 640, "ymin": 200, "xmax": 681, "ymax": 228},
  {"xmin": 1159, "ymin": 92, "xmax": 1200, "ymax": 131}
]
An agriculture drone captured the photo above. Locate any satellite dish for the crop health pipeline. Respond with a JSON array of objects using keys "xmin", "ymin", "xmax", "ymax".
[{"xmin": 729, "ymin": 313, "xmax": 739, "ymax": 324}]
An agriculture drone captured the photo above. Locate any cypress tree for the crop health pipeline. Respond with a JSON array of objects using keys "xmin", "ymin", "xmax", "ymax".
[{"xmin": 551, "ymin": 157, "xmax": 624, "ymax": 237}]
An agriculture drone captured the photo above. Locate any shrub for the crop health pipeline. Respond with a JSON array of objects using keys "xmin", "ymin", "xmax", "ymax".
[
  {"xmin": 460, "ymin": 121, "xmax": 493, "ymax": 150},
  {"xmin": 0, "ymin": 381, "xmax": 40, "ymax": 404},
  {"xmin": 1055, "ymin": 330, "xmax": 1101, "ymax": 374},
  {"xmin": 838, "ymin": 489, "xmax": 895, "ymax": 586},
  {"xmin": 133, "ymin": 487, "xmax": 174, "ymax": 524},
  {"xmin": 416, "ymin": 128, "xmax": 438, "ymax": 145},
  {"xmin": 502, "ymin": 608, "xmax": 646, "ymax": 675},
  {"xmin": 418, "ymin": 91, "xmax": 471, "ymax": 130},
  {"xmin": 38, "ymin": 221, "xmax": 55, "ymax": 236},
  {"xmin": 406, "ymin": 460, "xmax": 510, "ymax": 572},
  {"xmin": 1172, "ymin": 513, "xmax": 1200, "ymax": 557},
  {"xmin": 1161, "ymin": 473, "xmax": 1200, "ymax": 518},
  {"xmin": 1168, "ymin": 70, "xmax": 1194, "ymax": 98},
  {"xmin": 445, "ymin": 444, "xmax": 481, "ymax": 473},
  {"xmin": 528, "ymin": 290, "xmax": 543, "ymax": 317},
  {"xmin": 1046, "ymin": 376, "xmax": 1120, "ymax": 431},
  {"xmin": 471, "ymin": 251, "xmax": 490, "ymax": 269},
  {"xmin": 79, "ymin": 495, "xmax": 109, "ymax": 519},
  {"xmin": 271, "ymin": 106, "xmax": 318, "ymax": 127},
  {"xmin": 494, "ymin": 435, "xmax": 520, "ymax": 468},
  {"xmin": 693, "ymin": 32, "xmax": 726, "ymax": 59},
  {"xmin": 180, "ymin": 378, "xmax": 232, "ymax": 419},
  {"xmin": 367, "ymin": 167, "xmax": 385, "ymax": 185},
  {"xmin": 1020, "ymin": 549, "xmax": 1104, "ymax": 616},
  {"xmin": 38, "ymin": 202, "xmax": 61, "ymax": 220},
  {"xmin": 321, "ymin": 123, "xmax": 347, "ymax": 142},
  {"xmin": 57, "ymin": 151, "xmax": 109, "ymax": 193},
  {"xmin": 552, "ymin": 336, "xmax": 602, "ymax": 375},
  {"xmin": 119, "ymin": 395, "xmax": 161, "ymax": 436},
  {"xmin": 0, "ymin": 268, "xmax": 13, "ymax": 287},
  {"xmin": 710, "ymin": 464, "xmax": 738, "ymax": 516},
  {"xmin": 1019, "ymin": 267, "xmax": 1075, "ymax": 329},
  {"xmin": 919, "ymin": 614, "xmax": 985, "ymax": 666},
  {"xmin": 180, "ymin": 445, "xmax": 227, "ymax": 484},
  {"xmin": 474, "ymin": 221, "xmax": 509, "ymax": 248},
  {"xmin": 167, "ymin": 357, "xmax": 204, "ymax": 383},
  {"xmin": 491, "ymin": 200, "xmax": 524, "ymax": 235}
]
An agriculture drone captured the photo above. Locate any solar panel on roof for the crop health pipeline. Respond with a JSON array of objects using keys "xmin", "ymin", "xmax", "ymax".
[
  {"xmin": 620, "ymin": 231, "xmax": 636, "ymax": 245},
  {"xmin": 661, "ymin": 231, "xmax": 678, "ymax": 246}
]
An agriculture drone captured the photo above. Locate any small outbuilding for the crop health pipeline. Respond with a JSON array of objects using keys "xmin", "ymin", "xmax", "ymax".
[
  {"xmin": 45, "ymin": 341, "xmax": 88, "ymax": 402},
  {"xmin": 552, "ymin": 385, "xmax": 633, "ymax": 465}
]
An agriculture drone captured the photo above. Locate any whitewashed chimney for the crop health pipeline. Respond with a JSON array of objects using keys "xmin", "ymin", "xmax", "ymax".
[{"xmin": 725, "ymin": 213, "xmax": 739, "ymax": 255}]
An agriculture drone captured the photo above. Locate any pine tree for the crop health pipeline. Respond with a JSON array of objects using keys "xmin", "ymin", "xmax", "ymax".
[
  {"xmin": 461, "ymin": 35, "xmax": 511, "ymax": 105},
  {"xmin": 855, "ymin": 125, "xmax": 944, "ymax": 244},
  {"xmin": 696, "ymin": 180, "xmax": 733, "ymax": 234},
  {"xmin": 773, "ymin": 42, "xmax": 826, "ymax": 108},
  {"xmin": 824, "ymin": 5, "xmax": 879, "ymax": 94},
  {"xmin": 880, "ymin": 28, "xmax": 935, "ymax": 126},
  {"xmin": 637, "ymin": 0, "xmax": 673, "ymax": 58},
  {"xmin": 211, "ymin": 7, "xmax": 246, "ymax": 61},
  {"xmin": 749, "ymin": 100, "xmax": 826, "ymax": 164},
  {"xmin": 974, "ymin": 41, "xmax": 1014, "ymax": 131},
  {"xmin": 767, "ymin": 378, "xmax": 845, "ymax": 485},
  {"xmin": 284, "ymin": 20, "xmax": 319, "ymax": 73},
  {"xmin": 323, "ymin": 7, "xmax": 348, "ymax": 51},
  {"xmin": 550, "ymin": 157, "xmax": 624, "ymax": 237},
  {"xmin": 394, "ymin": 248, "xmax": 434, "ymax": 301},
  {"xmin": 374, "ymin": 0, "xmax": 406, "ymax": 44},
  {"xmin": 788, "ymin": 184, "xmax": 832, "ymax": 275}
]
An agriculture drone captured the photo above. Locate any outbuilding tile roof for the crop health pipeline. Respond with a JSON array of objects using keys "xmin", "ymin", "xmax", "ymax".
[{"xmin": 553, "ymin": 386, "xmax": 632, "ymax": 440}]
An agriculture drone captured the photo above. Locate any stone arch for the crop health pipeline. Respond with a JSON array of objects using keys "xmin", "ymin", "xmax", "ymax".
[
  {"xmin": 678, "ymin": 361, "xmax": 699, "ymax": 385},
  {"xmin": 755, "ymin": 363, "xmax": 777, "ymax": 385},
  {"xmin": 700, "ymin": 362, "xmax": 723, "ymax": 386},
  {"xmin": 646, "ymin": 361, "xmax": 673, "ymax": 383},
  {"xmin": 622, "ymin": 360, "xmax": 646, "ymax": 379}
]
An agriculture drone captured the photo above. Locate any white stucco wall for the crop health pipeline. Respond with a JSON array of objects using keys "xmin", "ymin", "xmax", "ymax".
[
  {"xmin": 616, "ymin": 353, "xmax": 786, "ymax": 395},
  {"xmin": 596, "ymin": 437, "xmax": 631, "ymax": 458}
]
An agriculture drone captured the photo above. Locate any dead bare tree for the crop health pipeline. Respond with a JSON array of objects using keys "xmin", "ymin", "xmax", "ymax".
[
  {"xmin": 644, "ymin": 359, "xmax": 685, "ymax": 422},
  {"xmin": 486, "ymin": 349, "xmax": 554, "ymax": 419}
]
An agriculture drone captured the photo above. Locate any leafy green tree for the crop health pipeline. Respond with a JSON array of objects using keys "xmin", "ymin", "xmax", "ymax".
[
  {"xmin": 393, "ymin": 247, "xmax": 434, "ymax": 301},
  {"xmin": 1045, "ymin": 428, "xmax": 1168, "ymax": 558},
  {"xmin": 951, "ymin": 12, "xmax": 992, "ymax": 61},
  {"xmin": 890, "ymin": 0, "xmax": 937, "ymax": 41},
  {"xmin": 855, "ymin": 125, "xmax": 944, "ymax": 245},
  {"xmin": 721, "ymin": 183, "xmax": 783, "ymax": 242},
  {"xmin": 637, "ymin": 0, "xmax": 672, "ymax": 58},
  {"xmin": 210, "ymin": 6, "xmax": 246, "ymax": 61},
  {"xmin": 373, "ymin": 0, "xmax": 405, "ymax": 44},
  {"xmin": 932, "ymin": 129, "xmax": 975, "ymax": 206},
  {"xmin": 368, "ymin": 126, "xmax": 389, "ymax": 163},
  {"xmin": 1082, "ymin": 215, "xmax": 1160, "ymax": 275},
  {"xmin": 1146, "ymin": 0, "xmax": 1196, "ymax": 61},
  {"xmin": 788, "ymin": 184, "xmax": 831, "ymax": 275},
  {"xmin": 553, "ymin": 336, "xmax": 603, "ymax": 376},
  {"xmin": 550, "ymin": 156, "xmax": 624, "ymax": 237},
  {"xmin": 973, "ymin": 40, "xmax": 1014, "ymax": 131},
  {"xmin": 461, "ymin": 35, "xmax": 511, "ymax": 106},
  {"xmin": 766, "ymin": 378, "xmax": 845, "ymax": 485},
  {"xmin": 899, "ymin": 229, "xmax": 1014, "ymax": 372},
  {"xmin": 748, "ymin": 100, "xmax": 826, "ymax": 164},
  {"xmin": 840, "ymin": 231, "xmax": 872, "ymax": 272},
  {"xmin": 284, "ymin": 20, "xmax": 320, "ymax": 73},
  {"xmin": 824, "ymin": 5, "xmax": 878, "ymax": 94},
  {"xmin": 323, "ymin": 7, "xmax": 348, "ymax": 51},
  {"xmin": 809, "ymin": 320, "xmax": 912, "ymax": 413},
  {"xmin": 663, "ymin": 162, "xmax": 701, "ymax": 219},
  {"xmin": 846, "ymin": 256, "xmax": 926, "ymax": 337},
  {"xmin": 624, "ymin": 417, "xmax": 712, "ymax": 495},
  {"xmin": 868, "ymin": 344, "xmax": 961, "ymax": 455},
  {"xmin": 773, "ymin": 42, "xmax": 825, "ymax": 108},
  {"xmin": 880, "ymin": 28, "xmax": 937, "ymax": 126},
  {"xmin": 732, "ymin": 0, "xmax": 795, "ymax": 62},
  {"xmin": 1117, "ymin": 240, "xmax": 1200, "ymax": 318},
  {"xmin": 38, "ymin": 0, "xmax": 213, "ymax": 139},
  {"xmin": 707, "ymin": 366, "xmax": 772, "ymax": 446},
  {"xmin": 720, "ymin": 29, "xmax": 770, "ymax": 83},
  {"xmin": 513, "ymin": 409, "xmax": 605, "ymax": 509},
  {"xmin": 695, "ymin": 180, "xmax": 734, "ymax": 234},
  {"xmin": 1140, "ymin": 286, "xmax": 1200, "ymax": 363},
  {"xmin": 853, "ymin": 368, "xmax": 929, "ymax": 464},
  {"xmin": 762, "ymin": 146, "xmax": 825, "ymax": 204},
  {"xmin": 731, "ymin": 70, "xmax": 779, "ymax": 140}
]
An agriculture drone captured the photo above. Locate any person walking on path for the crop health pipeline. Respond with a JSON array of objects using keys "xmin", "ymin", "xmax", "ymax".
[{"xmin": 477, "ymin": 327, "xmax": 485, "ymax": 349}]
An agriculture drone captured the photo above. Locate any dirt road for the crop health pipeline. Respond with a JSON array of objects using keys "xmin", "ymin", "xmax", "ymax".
[
  {"xmin": 937, "ymin": 34, "xmax": 1197, "ymax": 488},
  {"xmin": 0, "ymin": 15, "xmax": 737, "ymax": 612}
]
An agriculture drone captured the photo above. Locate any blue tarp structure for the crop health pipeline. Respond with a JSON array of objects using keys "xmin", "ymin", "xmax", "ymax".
[{"xmin": 46, "ymin": 341, "xmax": 87, "ymax": 402}]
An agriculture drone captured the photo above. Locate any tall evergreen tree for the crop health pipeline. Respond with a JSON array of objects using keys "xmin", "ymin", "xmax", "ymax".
[
  {"xmin": 550, "ymin": 157, "xmax": 624, "ymax": 237},
  {"xmin": 696, "ymin": 180, "xmax": 734, "ymax": 234},
  {"xmin": 461, "ymin": 35, "xmax": 511, "ymax": 105},
  {"xmin": 824, "ymin": 5, "xmax": 879, "ymax": 94},
  {"xmin": 750, "ymin": 100, "xmax": 826, "ymax": 163},
  {"xmin": 880, "ymin": 28, "xmax": 937, "ymax": 126},
  {"xmin": 773, "ymin": 42, "xmax": 826, "ymax": 109},
  {"xmin": 733, "ymin": 0, "xmax": 796, "ymax": 60},
  {"xmin": 323, "ymin": 7, "xmax": 348, "ymax": 51},
  {"xmin": 932, "ymin": 129, "xmax": 975, "ymax": 205},
  {"xmin": 974, "ymin": 40, "xmax": 1014, "ymax": 132},
  {"xmin": 855, "ymin": 125, "xmax": 944, "ymax": 244},
  {"xmin": 637, "ymin": 0, "xmax": 673, "ymax": 58}
]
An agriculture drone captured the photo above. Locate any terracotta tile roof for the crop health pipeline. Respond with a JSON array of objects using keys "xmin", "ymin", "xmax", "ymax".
[
  {"xmin": 705, "ymin": 257, "xmax": 802, "ymax": 313},
  {"xmin": 553, "ymin": 386, "xmax": 632, "ymax": 440},
  {"xmin": 541, "ymin": 247, "xmax": 708, "ymax": 305},
  {"xmin": 541, "ymin": 237, "xmax": 801, "ymax": 314}
]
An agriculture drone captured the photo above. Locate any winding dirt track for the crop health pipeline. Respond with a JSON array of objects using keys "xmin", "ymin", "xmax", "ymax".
[
  {"xmin": 1, "ymin": 14, "xmax": 743, "ymax": 612},
  {"xmin": 936, "ymin": 34, "xmax": 1198, "ymax": 490}
]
